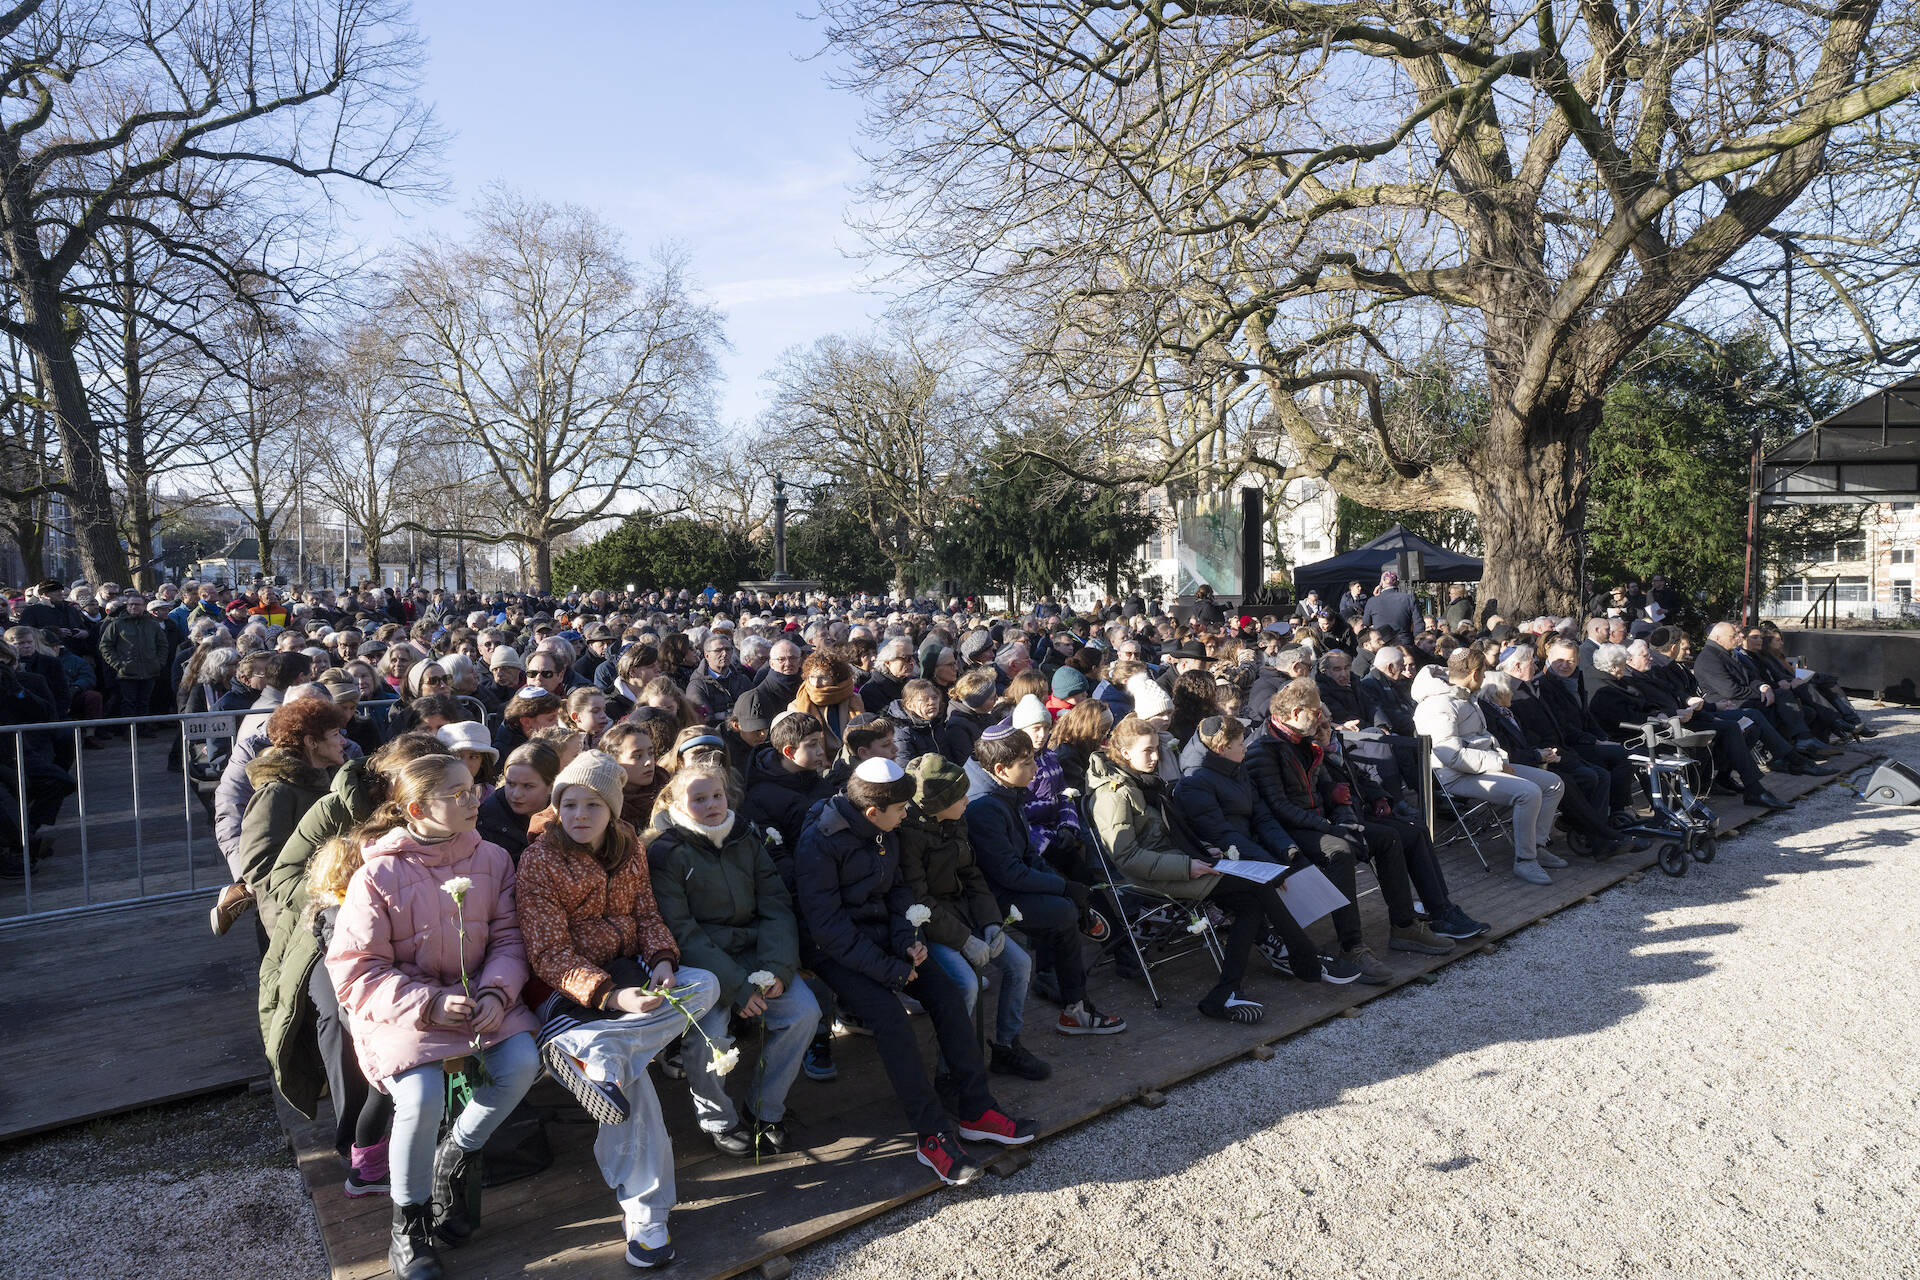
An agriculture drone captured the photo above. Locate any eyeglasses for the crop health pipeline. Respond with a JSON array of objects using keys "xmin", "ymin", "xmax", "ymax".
[{"xmin": 434, "ymin": 785, "xmax": 482, "ymax": 805}]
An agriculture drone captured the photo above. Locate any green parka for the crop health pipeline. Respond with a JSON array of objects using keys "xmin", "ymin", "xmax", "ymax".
[
  {"xmin": 266, "ymin": 756, "xmax": 381, "ymax": 913},
  {"xmin": 257, "ymin": 898, "xmax": 329, "ymax": 1118},
  {"xmin": 1087, "ymin": 753, "xmax": 1215, "ymax": 902},
  {"xmin": 646, "ymin": 817, "xmax": 801, "ymax": 1012},
  {"xmin": 236, "ymin": 749, "xmax": 333, "ymax": 936}
]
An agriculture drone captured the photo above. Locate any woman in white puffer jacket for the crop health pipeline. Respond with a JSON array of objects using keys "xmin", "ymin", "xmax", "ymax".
[{"xmin": 1412, "ymin": 648, "xmax": 1565, "ymax": 884}]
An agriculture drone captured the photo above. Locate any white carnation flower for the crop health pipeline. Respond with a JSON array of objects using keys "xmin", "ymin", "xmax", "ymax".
[
  {"xmin": 748, "ymin": 970, "xmax": 778, "ymax": 993},
  {"xmin": 442, "ymin": 876, "xmax": 473, "ymax": 901},
  {"xmin": 1006, "ymin": 905, "xmax": 1023, "ymax": 924},
  {"xmin": 904, "ymin": 904, "xmax": 932, "ymax": 928},
  {"xmin": 1187, "ymin": 916, "xmax": 1209, "ymax": 935},
  {"xmin": 710, "ymin": 1046, "xmax": 741, "ymax": 1077}
]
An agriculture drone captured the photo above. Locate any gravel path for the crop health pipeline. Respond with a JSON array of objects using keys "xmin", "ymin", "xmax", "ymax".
[
  {"xmin": 795, "ymin": 711, "xmax": 1920, "ymax": 1280},
  {"xmin": 5, "ymin": 715, "xmax": 1915, "ymax": 1280},
  {"xmin": 0, "ymin": 1090, "xmax": 327, "ymax": 1280}
]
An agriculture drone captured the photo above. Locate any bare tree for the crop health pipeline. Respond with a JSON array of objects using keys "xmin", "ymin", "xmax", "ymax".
[
  {"xmin": 760, "ymin": 317, "xmax": 971, "ymax": 593},
  {"xmin": 312, "ymin": 324, "xmax": 422, "ymax": 583},
  {"xmin": 81, "ymin": 220, "xmax": 234, "ymax": 588},
  {"xmin": 823, "ymin": 0, "xmax": 1920, "ymax": 612},
  {"xmin": 0, "ymin": 0, "xmax": 439, "ymax": 582},
  {"xmin": 393, "ymin": 187, "xmax": 723, "ymax": 590},
  {"xmin": 202, "ymin": 312, "xmax": 319, "ymax": 580},
  {"xmin": 672, "ymin": 431, "xmax": 774, "ymax": 544}
]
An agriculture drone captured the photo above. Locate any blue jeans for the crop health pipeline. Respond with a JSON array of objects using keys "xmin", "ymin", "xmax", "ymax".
[
  {"xmin": 927, "ymin": 936, "xmax": 1033, "ymax": 1045},
  {"xmin": 687, "ymin": 982, "xmax": 821, "ymax": 1131},
  {"xmin": 387, "ymin": 1031, "xmax": 540, "ymax": 1206}
]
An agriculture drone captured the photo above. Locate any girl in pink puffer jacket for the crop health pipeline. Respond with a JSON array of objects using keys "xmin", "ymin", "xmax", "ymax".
[{"xmin": 326, "ymin": 754, "xmax": 540, "ymax": 1279}]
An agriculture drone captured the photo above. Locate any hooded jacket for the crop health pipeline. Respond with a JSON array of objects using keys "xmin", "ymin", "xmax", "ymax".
[
  {"xmin": 647, "ymin": 814, "xmax": 800, "ymax": 1012},
  {"xmin": 963, "ymin": 758, "xmax": 1070, "ymax": 901},
  {"xmin": 324, "ymin": 827, "xmax": 538, "ymax": 1087},
  {"xmin": 1412, "ymin": 667, "xmax": 1508, "ymax": 782},
  {"xmin": 237, "ymin": 749, "xmax": 335, "ymax": 927},
  {"xmin": 269, "ymin": 755, "xmax": 381, "ymax": 912},
  {"xmin": 1086, "ymin": 753, "xmax": 1213, "ymax": 902},
  {"xmin": 516, "ymin": 819, "xmax": 681, "ymax": 1011},
  {"xmin": 742, "ymin": 744, "xmax": 836, "ymax": 853},
  {"xmin": 895, "ymin": 807, "xmax": 1003, "ymax": 952},
  {"xmin": 793, "ymin": 794, "xmax": 918, "ymax": 989},
  {"xmin": 1172, "ymin": 749, "xmax": 1299, "ymax": 863}
]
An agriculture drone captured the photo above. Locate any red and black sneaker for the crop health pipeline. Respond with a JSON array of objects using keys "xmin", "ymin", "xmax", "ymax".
[
  {"xmin": 917, "ymin": 1132, "xmax": 985, "ymax": 1185},
  {"xmin": 957, "ymin": 1107, "xmax": 1036, "ymax": 1146}
]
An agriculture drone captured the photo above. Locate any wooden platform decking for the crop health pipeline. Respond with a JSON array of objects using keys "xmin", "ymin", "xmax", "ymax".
[
  {"xmin": 0, "ymin": 893, "xmax": 264, "ymax": 1141},
  {"xmin": 278, "ymin": 750, "xmax": 1878, "ymax": 1280}
]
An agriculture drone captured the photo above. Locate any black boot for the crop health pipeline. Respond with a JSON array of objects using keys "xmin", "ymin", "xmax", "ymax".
[
  {"xmin": 388, "ymin": 1202, "xmax": 444, "ymax": 1280},
  {"xmin": 429, "ymin": 1135, "xmax": 482, "ymax": 1247}
]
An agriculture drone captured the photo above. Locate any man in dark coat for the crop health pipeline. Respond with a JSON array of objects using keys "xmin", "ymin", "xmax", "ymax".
[
  {"xmin": 1360, "ymin": 571, "xmax": 1421, "ymax": 642},
  {"xmin": 685, "ymin": 630, "xmax": 756, "ymax": 723}
]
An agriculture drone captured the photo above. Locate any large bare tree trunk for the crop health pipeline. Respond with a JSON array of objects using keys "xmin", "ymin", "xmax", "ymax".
[
  {"xmin": 532, "ymin": 537, "xmax": 552, "ymax": 595},
  {"xmin": 1472, "ymin": 402, "xmax": 1594, "ymax": 618}
]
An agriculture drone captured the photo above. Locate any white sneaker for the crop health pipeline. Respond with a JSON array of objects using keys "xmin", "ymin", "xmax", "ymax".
[
  {"xmin": 625, "ymin": 1220, "xmax": 673, "ymax": 1269},
  {"xmin": 1536, "ymin": 849, "xmax": 1569, "ymax": 869},
  {"xmin": 1513, "ymin": 857, "xmax": 1552, "ymax": 885}
]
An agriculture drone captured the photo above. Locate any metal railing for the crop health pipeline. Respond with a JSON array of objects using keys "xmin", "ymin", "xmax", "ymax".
[
  {"xmin": 0, "ymin": 707, "xmax": 252, "ymax": 927},
  {"xmin": 1799, "ymin": 577, "xmax": 1841, "ymax": 629}
]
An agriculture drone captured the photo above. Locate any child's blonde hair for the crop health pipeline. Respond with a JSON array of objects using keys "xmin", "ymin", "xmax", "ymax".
[
  {"xmin": 305, "ymin": 835, "xmax": 365, "ymax": 921},
  {"xmin": 533, "ymin": 723, "xmax": 586, "ymax": 766},
  {"xmin": 566, "ymin": 687, "xmax": 606, "ymax": 723},
  {"xmin": 650, "ymin": 759, "xmax": 732, "ymax": 834}
]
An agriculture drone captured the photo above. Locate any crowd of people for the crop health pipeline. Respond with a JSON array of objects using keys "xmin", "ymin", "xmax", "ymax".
[{"xmin": 0, "ymin": 568, "xmax": 1876, "ymax": 1276}]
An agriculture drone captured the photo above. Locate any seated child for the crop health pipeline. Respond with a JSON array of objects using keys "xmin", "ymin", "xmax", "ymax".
[
  {"xmin": 517, "ymin": 749, "xmax": 720, "ymax": 1270},
  {"xmin": 647, "ymin": 759, "xmax": 821, "ymax": 1157},
  {"xmin": 794, "ymin": 757, "xmax": 1035, "ymax": 1186},
  {"xmin": 965, "ymin": 722, "xmax": 1126, "ymax": 1037},
  {"xmin": 897, "ymin": 753, "xmax": 1049, "ymax": 1081},
  {"xmin": 325, "ymin": 755, "xmax": 541, "ymax": 1280}
]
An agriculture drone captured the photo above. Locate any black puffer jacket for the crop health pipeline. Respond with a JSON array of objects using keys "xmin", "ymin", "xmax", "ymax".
[
  {"xmin": 1172, "ymin": 750, "xmax": 1299, "ymax": 862},
  {"xmin": 476, "ymin": 789, "xmax": 533, "ymax": 862},
  {"xmin": 887, "ymin": 699, "xmax": 964, "ymax": 765},
  {"xmin": 1246, "ymin": 725, "xmax": 1355, "ymax": 840},
  {"xmin": 793, "ymin": 794, "xmax": 917, "ymax": 988},
  {"xmin": 742, "ymin": 745, "xmax": 836, "ymax": 853}
]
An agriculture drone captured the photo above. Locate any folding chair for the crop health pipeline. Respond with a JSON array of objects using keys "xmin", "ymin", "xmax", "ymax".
[
  {"xmin": 1429, "ymin": 783, "xmax": 1508, "ymax": 871},
  {"xmin": 1077, "ymin": 793, "xmax": 1224, "ymax": 1009}
]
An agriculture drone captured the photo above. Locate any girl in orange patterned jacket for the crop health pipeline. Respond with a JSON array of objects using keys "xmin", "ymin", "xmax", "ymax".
[{"xmin": 515, "ymin": 748, "xmax": 718, "ymax": 1271}]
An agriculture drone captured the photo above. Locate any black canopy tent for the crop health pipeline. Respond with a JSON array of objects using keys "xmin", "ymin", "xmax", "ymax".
[{"xmin": 1291, "ymin": 524, "xmax": 1483, "ymax": 599}]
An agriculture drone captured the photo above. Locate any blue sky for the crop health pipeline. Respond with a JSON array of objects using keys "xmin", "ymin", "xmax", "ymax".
[{"xmin": 358, "ymin": 0, "xmax": 882, "ymax": 429}]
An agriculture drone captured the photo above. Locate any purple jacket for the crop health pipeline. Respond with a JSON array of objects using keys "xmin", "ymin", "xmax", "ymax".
[{"xmin": 1021, "ymin": 747, "xmax": 1082, "ymax": 855}]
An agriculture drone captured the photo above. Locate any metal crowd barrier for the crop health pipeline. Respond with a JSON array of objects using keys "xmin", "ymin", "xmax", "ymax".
[{"xmin": 0, "ymin": 707, "xmax": 253, "ymax": 927}]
